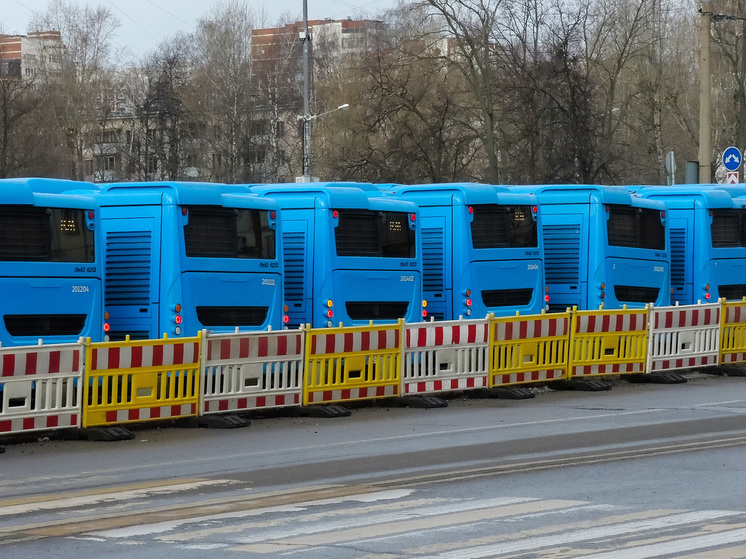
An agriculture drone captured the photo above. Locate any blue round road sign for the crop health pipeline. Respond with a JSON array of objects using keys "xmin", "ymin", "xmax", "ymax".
[{"xmin": 723, "ymin": 146, "xmax": 742, "ymax": 171}]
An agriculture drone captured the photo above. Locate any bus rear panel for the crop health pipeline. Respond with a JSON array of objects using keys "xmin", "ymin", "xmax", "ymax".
[
  {"xmin": 0, "ymin": 178, "xmax": 103, "ymax": 345},
  {"xmin": 513, "ymin": 185, "xmax": 669, "ymax": 312},
  {"xmin": 380, "ymin": 183, "xmax": 545, "ymax": 321},
  {"xmin": 248, "ymin": 182, "xmax": 423, "ymax": 329},
  {"xmin": 99, "ymin": 182, "xmax": 283, "ymax": 340}
]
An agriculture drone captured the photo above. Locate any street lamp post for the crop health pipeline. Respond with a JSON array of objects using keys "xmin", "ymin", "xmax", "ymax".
[{"xmin": 298, "ymin": 104, "xmax": 350, "ymax": 182}]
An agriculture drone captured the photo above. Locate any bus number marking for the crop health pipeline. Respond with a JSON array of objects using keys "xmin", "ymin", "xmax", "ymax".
[
  {"xmin": 654, "ymin": 266, "xmax": 664, "ymax": 272},
  {"xmin": 527, "ymin": 264, "xmax": 539, "ymax": 270},
  {"xmin": 400, "ymin": 275, "xmax": 415, "ymax": 282},
  {"xmin": 262, "ymin": 278, "xmax": 276, "ymax": 286},
  {"xmin": 72, "ymin": 285, "xmax": 89, "ymax": 293}
]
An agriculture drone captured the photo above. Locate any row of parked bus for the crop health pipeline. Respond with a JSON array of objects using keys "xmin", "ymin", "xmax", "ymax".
[{"xmin": 1, "ymin": 178, "xmax": 745, "ymax": 347}]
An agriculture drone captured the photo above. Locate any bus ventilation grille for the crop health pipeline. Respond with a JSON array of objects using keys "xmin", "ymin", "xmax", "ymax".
[
  {"xmin": 482, "ymin": 288, "xmax": 533, "ymax": 307},
  {"xmin": 283, "ymin": 231, "xmax": 306, "ymax": 308},
  {"xmin": 614, "ymin": 285, "xmax": 659, "ymax": 304},
  {"xmin": 105, "ymin": 230, "xmax": 152, "ymax": 306},
  {"xmin": 543, "ymin": 224, "xmax": 581, "ymax": 285},
  {"xmin": 4, "ymin": 314, "xmax": 86, "ymax": 336},
  {"xmin": 422, "ymin": 226, "xmax": 445, "ymax": 293},
  {"xmin": 669, "ymin": 227, "xmax": 686, "ymax": 287},
  {"xmin": 345, "ymin": 302, "xmax": 409, "ymax": 320}
]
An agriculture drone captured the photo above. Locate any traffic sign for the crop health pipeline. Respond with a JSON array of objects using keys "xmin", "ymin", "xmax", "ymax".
[
  {"xmin": 723, "ymin": 146, "xmax": 742, "ymax": 171},
  {"xmin": 728, "ymin": 171, "xmax": 739, "ymax": 184}
]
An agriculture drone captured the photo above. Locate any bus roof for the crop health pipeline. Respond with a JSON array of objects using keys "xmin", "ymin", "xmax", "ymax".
[
  {"xmin": 379, "ymin": 182, "xmax": 538, "ymax": 206},
  {"xmin": 0, "ymin": 177, "xmax": 99, "ymax": 207},
  {"xmin": 248, "ymin": 182, "xmax": 418, "ymax": 211},
  {"xmin": 509, "ymin": 184, "xmax": 664, "ymax": 209},
  {"xmin": 98, "ymin": 181, "xmax": 276, "ymax": 209},
  {"xmin": 628, "ymin": 186, "xmax": 738, "ymax": 210}
]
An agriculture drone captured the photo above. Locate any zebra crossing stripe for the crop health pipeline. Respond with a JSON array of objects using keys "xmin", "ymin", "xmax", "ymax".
[{"xmin": 425, "ymin": 510, "xmax": 741, "ymax": 559}]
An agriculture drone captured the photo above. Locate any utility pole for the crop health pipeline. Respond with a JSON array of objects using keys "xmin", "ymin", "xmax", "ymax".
[
  {"xmin": 699, "ymin": 1, "xmax": 712, "ymax": 183},
  {"xmin": 301, "ymin": 0, "xmax": 312, "ymax": 181}
]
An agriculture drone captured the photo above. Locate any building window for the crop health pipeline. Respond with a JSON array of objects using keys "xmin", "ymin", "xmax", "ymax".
[
  {"xmin": 147, "ymin": 156, "xmax": 158, "ymax": 174},
  {"xmin": 276, "ymin": 121, "xmax": 285, "ymax": 138}
]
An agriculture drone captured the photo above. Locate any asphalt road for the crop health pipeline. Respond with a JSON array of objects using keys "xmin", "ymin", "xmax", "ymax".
[{"xmin": 2, "ymin": 371, "xmax": 746, "ymax": 558}]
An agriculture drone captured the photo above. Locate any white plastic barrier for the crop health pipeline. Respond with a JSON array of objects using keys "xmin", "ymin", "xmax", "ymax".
[
  {"xmin": 200, "ymin": 328, "xmax": 305, "ymax": 415},
  {"xmin": 0, "ymin": 341, "xmax": 84, "ymax": 435},
  {"xmin": 647, "ymin": 302, "xmax": 721, "ymax": 373},
  {"xmin": 402, "ymin": 318, "xmax": 490, "ymax": 395}
]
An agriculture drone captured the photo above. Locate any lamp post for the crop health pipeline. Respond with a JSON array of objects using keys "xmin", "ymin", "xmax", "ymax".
[{"xmin": 298, "ymin": 104, "xmax": 350, "ymax": 182}]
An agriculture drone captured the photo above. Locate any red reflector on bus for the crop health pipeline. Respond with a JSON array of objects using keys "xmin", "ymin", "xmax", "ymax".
[
  {"xmin": 283, "ymin": 315, "xmax": 289, "ymax": 324},
  {"xmin": 103, "ymin": 323, "xmax": 110, "ymax": 332},
  {"xmin": 175, "ymin": 315, "xmax": 182, "ymax": 324}
]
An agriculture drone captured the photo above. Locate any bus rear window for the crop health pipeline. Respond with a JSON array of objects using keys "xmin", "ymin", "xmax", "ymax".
[
  {"xmin": 607, "ymin": 206, "xmax": 665, "ymax": 250},
  {"xmin": 711, "ymin": 210, "xmax": 746, "ymax": 247},
  {"xmin": 335, "ymin": 210, "xmax": 415, "ymax": 258},
  {"xmin": 471, "ymin": 205, "xmax": 538, "ymax": 249},
  {"xmin": 184, "ymin": 207, "xmax": 276, "ymax": 259},
  {"xmin": 0, "ymin": 206, "xmax": 94, "ymax": 262}
]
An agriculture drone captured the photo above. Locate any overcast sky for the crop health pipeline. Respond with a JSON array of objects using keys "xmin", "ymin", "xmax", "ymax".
[{"xmin": 1, "ymin": 0, "xmax": 399, "ymax": 58}]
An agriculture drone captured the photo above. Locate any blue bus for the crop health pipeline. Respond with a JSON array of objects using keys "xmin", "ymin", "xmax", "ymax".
[
  {"xmin": 511, "ymin": 184, "xmax": 669, "ymax": 311},
  {"xmin": 97, "ymin": 182, "xmax": 283, "ymax": 340},
  {"xmin": 247, "ymin": 182, "xmax": 424, "ymax": 328},
  {"xmin": 379, "ymin": 182, "xmax": 546, "ymax": 320},
  {"xmin": 0, "ymin": 178, "xmax": 103, "ymax": 345},
  {"xmin": 628, "ymin": 185, "xmax": 746, "ymax": 304}
]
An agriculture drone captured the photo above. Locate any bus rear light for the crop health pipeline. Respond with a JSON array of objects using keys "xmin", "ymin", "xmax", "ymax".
[
  {"xmin": 463, "ymin": 289, "xmax": 471, "ymax": 297},
  {"xmin": 468, "ymin": 206, "xmax": 474, "ymax": 214},
  {"xmin": 465, "ymin": 298, "xmax": 472, "ymax": 307},
  {"xmin": 544, "ymin": 294, "xmax": 550, "ymax": 303},
  {"xmin": 465, "ymin": 308, "xmax": 472, "ymax": 316},
  {"xmin": 284, "ymin": 304, "xmax": 289, "ymax": 313},
  {"xmin": 410, "ymin": 213, "xmax": 416, "ymax": 222},
  {"xmin": 326, "ymin": 299, "xmax": 333, "ymax": 308},
  {"xmin": 182, "ymin": 207, "xmax": 188, "ymax": 216},
  {"xmin": 270, "ymin": 211, "xmax": 276, "ymax": 219},
  {"xmin": 104, "ymin": 311, "xmax": 110, "ymax": 320},
  {"xmin": 88, "ymin": 210, "xmax": 95, "ymax": 219},
  {"xmin": 600, "ymin": 292, "xmax": 606, "ymax": 300},
  {"xmin": 283, "ymin": 315, "xmax": 289, "ymax": 324},
  {"xmin": 532, "ymin": 205, "xmax": 538, "ymax": 214},
  {"xmin": 174, "ymin": 315, "xmax": 182, "ymax": 324},
  {"xmin": 326, "ymin": 309, "xmax": 333, "ymax": 319},
  {"xmin": 422, "ymin": 300, "xmax": 427, "ymax": 308},
  {"xmin": 333, "ymin": 210, "xmax": 339, "ymax": 218},
  {"xmin": 103, "ymin": 322, "xmax": 110, "ymax": 332},
  {"xmin": 174, "ymin": 326, "xmax": 182, "ymax": 335},
  {"xmin": 705, "ymin": 292, "xmax": 711, "ymax": 300},
  {"xmin": 422, "ymin": 309, "xmax": 428, "ymax": 318}
]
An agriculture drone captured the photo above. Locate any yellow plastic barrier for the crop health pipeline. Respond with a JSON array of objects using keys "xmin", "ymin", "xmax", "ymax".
[
  {"xmin": 569, "ymin": 306, "xmax": 648, "ymax": 378},
  {"xmin": 304, "ymin": 321, "xmax": 401, "ymax": 405},
  {"xmin": 490, "ymin": 311, "xmax": 572, "ymax": 386},
  {"xmin": 83, "ymin": 333, "xmax": 201, "ymax": 427},
  {"xmin": 721, "ymin": 299, "xmax": 746, "ymax": 365}
]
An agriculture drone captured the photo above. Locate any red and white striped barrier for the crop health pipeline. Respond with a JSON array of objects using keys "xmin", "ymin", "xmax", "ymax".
[
  {"xmin": 83, "ymin": 335, "xmax": 202, "ymax": 428},
  {"xmin": 491, "ymin": 312, "xmax": 571, "ymax": 385},
  {"xmin": 0, "ymin": 342, "xmax": 84, "ymax": 436},
  {"xmin": 647, "ymin": 302, "xmax": 721, "ymax": 373},
  {"xmin": 570, "ymin": 308, "xmax": 648, "ymax": 377},
  {"xmin": 304, "ymin": 322, "xmax": 401, "ymax": 405},
  {"xmin": 402, "ymin": 318, "xmax": 490, "ymax": 395},
  {"xmin": 201, "ymin": 328, "xmax": 305, "ymax": 414}
]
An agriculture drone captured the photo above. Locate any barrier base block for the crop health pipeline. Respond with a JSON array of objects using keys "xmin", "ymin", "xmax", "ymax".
[
  {"xmin": 468, "ymin": 387, "xmax": 535, "ymax": 400},
  {"xmin": 292, "ymin": 405, "xmax": 351, "ymax": 418},
  {"xmin": 384, "ymin": 395, "xmax": 448, "ymax": 409},
  {"xmin": 186, "ymin": 415, "xmax": 251, "ymax": 429},
  {"xmin": 59, "ymin": 427, "xmax": 135, "ymax": 442},
  {"xmin": 548, "ymin": 379, "xmax": 612, "ymax": 392},
  {"xmin": 626, "ymin": 373, "xmax": 688, "ymax": 384}
]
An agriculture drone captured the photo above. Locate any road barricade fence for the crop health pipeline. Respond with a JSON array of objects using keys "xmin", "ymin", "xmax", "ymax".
[
  {"xmin": 647, "ymin": 302, "xmax": 721, "ymax": 374},
  {"xmin": 491, "ymin": 311, "xmax": 572, "ymax": 386},
  {"xmin": 569, "ymin": 307, "xmax": 649, "ymax": 378},
  {"xmin": 8, "ymin": 300, "xmax": 746, "ymax": 439},
  {"xmin": 200, "ymin": 328, "xmax": 305, "ymax": 415},
  {"xmin": 0, "ymin": 341, "xmax": 84, "ymax": 436},
  {"xmin": 304, "ymin": 321, "xmax": 402, "ymax": 405},
  {"xmin": 83, "ymin": 334, "xmax": 202, "ymax": 427},
  {"xmin": 720, "ymin": 299, "xmax": 746, "ymax": 365},
  {"xmin": 402, "ymin": 318, "xmax": 490, "ymax": 395}
]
